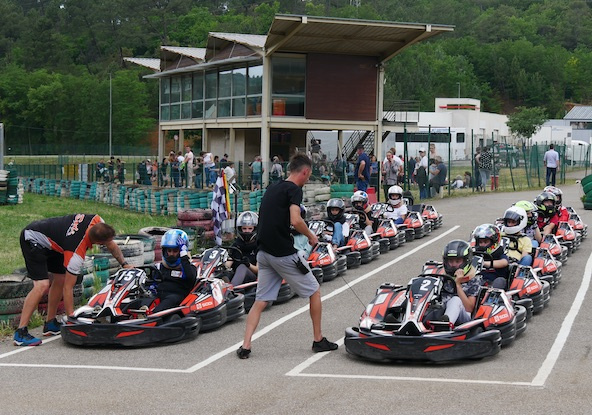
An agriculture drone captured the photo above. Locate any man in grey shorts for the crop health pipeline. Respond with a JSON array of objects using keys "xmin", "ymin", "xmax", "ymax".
[{"xmin": 237, "ymin": 153, "xmax": 338, "ymax": 359}]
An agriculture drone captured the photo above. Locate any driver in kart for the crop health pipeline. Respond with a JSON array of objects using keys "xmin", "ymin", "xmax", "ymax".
[
  {"xmin": 350, "ymin": 190, "xmax": 375, "ymax": 236},
  {"xmin": 226, "ymin": 211, "xmax": 259, "ymax": 286},
  {"xmin": 472, "ymin": 223, "xmax": 509, "ymax": 289},
  {"xmin": 150, "ymin": 229, "xmax": 197, "ymax": 313},
  {"xmin": 325, "ymin": 198, "xmax": 349, "ymax": 249},
  {"xmin": 384, "ymin": 185, "xmax": 407, "ymax": 224},
  {"xmin": 534, "ymin": 191, "xmax": 560, "ymax": 236},
  {"xmin": 435, "ymin": 239, "xmax": 482, "ymax": 326}
]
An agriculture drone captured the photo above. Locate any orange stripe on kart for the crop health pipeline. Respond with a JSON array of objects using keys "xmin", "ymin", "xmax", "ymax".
[
  {"xmin": 424, "ymin": 343, "xmax": 455, "ymax": 352},
  {"xmin": 116, "ymin": 330, "xmax": 145, "ymax": 338}
]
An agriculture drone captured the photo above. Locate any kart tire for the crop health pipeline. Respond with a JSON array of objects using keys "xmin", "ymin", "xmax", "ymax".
[
  {"xmin": 311, "ymin": 267, "xmax": 324, "ymax": 284},
  {"xmin": 371, "ymin": 242, "xmax": 380, "ymax": 259},
  {"xmin": 542, "ymin": 280, "xmax": 551, "ymax": 307},
  {"xmin": 514, "ymin": 305, "xmax": 528, "ymax": 337},
  {"xmin": 336, "ymin": 255, "xmax": 348, "ymax": 274},
  {"xmin": 378, "ymin": 238, "xmax": 390, "ymax": 254},
  {"xmin": 104, "ymin": 240, "xmax": 143, "ymax": 257},
  {"xmin": 177, "ymin": 209, "xmax": 213, "ymax": 221},
  {"xmin": 225, "ymin": 293, "xmax": 245, "ymax": 322},
  {"xmin": 515, "ymin": 298, "xmax": 534, "ymax": 320},
  {"xmin": 0, "ymin": 273, "xmax": 33, "ymax": 299},
  {"xmin": 360, "ymin": 249, "xmax": 373, "ymax": 265},
  {"xmin": 321, "ymin": 263, "xmax": 338, "ymax": 282},
  {"xmin": 388, "ymin": 236, "xmax": 399, "ymax": 250},
  {"xmin": 114, "ymin": 234, "xmax": 156, "ymax": 252},
  {"xmin": 345, "ymin": 251, "xmax": 361, "ymax": 268},
  {"xmin": 276, "ymin": 282, "xmax": 294, "ymax": 304},
  {"xmin": 405, "ymin": 229, "xmax": 415, "ymax": 242},
  {"xmin": 138, "ymin": 226, "xmax": 172, "ymax": 239}
]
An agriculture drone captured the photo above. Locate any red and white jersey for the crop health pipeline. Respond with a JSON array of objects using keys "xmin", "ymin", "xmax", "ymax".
[{"xmin": 24, "ymin": 214, "xmax": 104, "ymax": 275}]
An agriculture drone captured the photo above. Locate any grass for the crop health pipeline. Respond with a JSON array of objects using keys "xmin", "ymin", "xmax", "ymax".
[{"xmin": 0, "ymin": 193, "xmax": 178, "ymax": 275}]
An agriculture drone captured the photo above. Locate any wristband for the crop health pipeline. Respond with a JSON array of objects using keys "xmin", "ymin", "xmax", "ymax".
[{"xmin": 121, "ymin": 261, "xmax": 129, "ymax": 266}]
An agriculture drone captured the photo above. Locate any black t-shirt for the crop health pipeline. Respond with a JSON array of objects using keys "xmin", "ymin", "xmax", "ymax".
[
  {"xmin": 257, "ymin": 180, "xmax": 302, "ymax": 257},
  {"xmin": 232, "ymin": 238, "xmax": 258, "ymax": 268}
]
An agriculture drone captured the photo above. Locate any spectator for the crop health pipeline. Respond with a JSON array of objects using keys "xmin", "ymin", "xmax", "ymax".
[
  {"xmin": 382, "ymin": 151, "xmax": 399, "ymax": 201},
  {"xmin": 408, "ymin": 156, "xmax": 416, "ymax": 185},
  {"xmin": 543, "ymin": 144, "xmax": 560, "ymax": 186},
  {"xmin": 311, "ymin": 139, "xmax": 322, "ymax": 164},
  {"xmin": 116, "ymin": 158, "xmax": 125, "ymax": 184},
  {"xmin": 221, "ymin": 153, "xmax": 229, "ymax": 163},
  {"xmin": 106, "ymin": 156, "xmax": 115, "ymax": 183},
  {"xmin": 355, "ymin": 144, "xmax": 371, "ymax": 191},
  {"xmin": 463, "ymin": 171, "xmax": 472, "ymax": 188},
  {"xmin": 177, "ymin": 152, "xmax": 185, "ymax": 187},
  {"xmin": 151, "ymin": 159, "xmax": 158, "ymax": 184},
  {"xmin": 224, "ymin": 161, "xmax": 237, "ymax": 190},
  {"xmin": 160, "ymin": 157, "xmax": 169, "ymax": 187},
  {"xmin": 270, "ymin": 156, "xmax": 284, "ymax": 183},
  {"xmin": 451, "ymin": 175, "xmax": 464, "ymax": 189},
  {"xmin": 203, "ymin": 151, "xmax": 215, "ymax": 187},
  {"xmin": 193, "ymin": 156, "xmax": 203, "ymax": 189},
  {"xmin": 14, "ymin": 216, "xmax": 132, "ymax": 346},
  {"xmin": 414, "ymin": 148, "xmax": 429, "ymax": 199},
  {"xmin": 250, "ymin": 155, "xmax": 263, "ymax": 191},
  {"xmin": 476, "ymin": 146, "xmax": 492, "ymax": 191},
  {"xmin": 184, "ymin": 145, "xmax": 195, "ymax": 189},
  {"xmin": 170, "ymin": 151, "xmax": 180, "ymax": 188},
  {"xmin": 96, "ymin": 159, "xmax": 105, "ymax": 182},
  {"xmin": 431, "ymin": 156, "xmax": 447, "ymax": 198}
]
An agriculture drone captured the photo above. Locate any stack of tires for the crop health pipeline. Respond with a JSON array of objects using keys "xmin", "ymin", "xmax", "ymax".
[
  {"xmin": 330, "ymin": 183, "xmax": 354, "ymax": 199},
  {"xmin": 115, "ymin": 234, "xmax": 156, "ymax": 265},
  {"xmin": 0, "ymin": 270, "xmax": 83, "ymax": 327},
  {"xmin": 303, "ymin": 182, "xmax": 330, "ymax": 204},
  {"xmin": 581, "ymin": 174, "xmax": 592, "ymax": 210},
  {"xmin": 177, "ymin": 209, "xmax": 215, "ymax": 241},
  {"xmin": 0, "ymin": 170, "xmax": 8, "ymax": 205}
]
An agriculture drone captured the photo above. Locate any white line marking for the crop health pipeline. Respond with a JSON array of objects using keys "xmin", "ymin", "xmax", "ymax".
[
  {"xmin": 0, "ymin": 335, "xmax": 61, "ymax": 360},
  {"xmin": 0, "ymin": 227, "xmax": 459, "ymax": 374},
  {"xmin": 531, "ymin": 249, "xmax": 592, "ymax": 386}
]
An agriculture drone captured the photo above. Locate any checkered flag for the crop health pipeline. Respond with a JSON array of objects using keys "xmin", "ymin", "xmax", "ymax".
[{"xmin": 210, "ymin": 173, "xmax": 228, "ymax": 246}]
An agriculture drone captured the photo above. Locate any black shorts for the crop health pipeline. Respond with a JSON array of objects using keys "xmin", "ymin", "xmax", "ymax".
[{"xmin": 20, "ymin": 230, "xmax": 66, "ymax": 281}]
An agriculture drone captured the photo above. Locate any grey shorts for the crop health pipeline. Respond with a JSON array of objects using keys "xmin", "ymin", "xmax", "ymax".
[{"xmin": 255, "ymin": 250, "xmax": 320, "ymax": 302}]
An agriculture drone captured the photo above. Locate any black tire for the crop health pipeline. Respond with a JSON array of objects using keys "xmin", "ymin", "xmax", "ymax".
[
  {"xmin": 0, "ymin": 274, "xmax": 33, "ymax": 299},
  {"xmin": 102, "ymin": 240, "xmax": 143, "ymax": 257},
  {"xmin": 177, "ymin": 209, "xmax": 213, "ymax": 221}
]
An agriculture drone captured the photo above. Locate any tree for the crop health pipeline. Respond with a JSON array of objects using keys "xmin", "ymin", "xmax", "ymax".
[{"xmin": 507, "ymin": 106, "xmax": 547, "ymax": 141}]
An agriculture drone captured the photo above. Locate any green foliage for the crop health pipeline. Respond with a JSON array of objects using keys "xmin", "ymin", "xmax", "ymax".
[{"xmin": 507, "ymin": 106, "xmax": 548, "ymax": 140}]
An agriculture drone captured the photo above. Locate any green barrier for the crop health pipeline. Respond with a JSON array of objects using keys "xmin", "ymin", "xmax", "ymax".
[
  {"xmin": 583, "ymin": 181, "xmax": 592, "ymax": 195},
  {"xmin": 580, "ymin": 174, "xmax": 592, "ymax": 187}
]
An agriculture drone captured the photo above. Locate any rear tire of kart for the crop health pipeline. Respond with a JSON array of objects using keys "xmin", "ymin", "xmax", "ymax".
[{"xmin": 0, "ymin": 274, "xmax": 34, "ymax": 299}]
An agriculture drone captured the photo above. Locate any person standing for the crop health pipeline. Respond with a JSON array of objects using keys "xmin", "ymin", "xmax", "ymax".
[
  {"xmin": 14, "ymin": 215, "xmax": 132, "ymax": 346},
  {"xmin": 184, "ymin": 145, "xmax": 195, "ymax": 189},
  {"xmin": 430, "ymin": 156, "xmax": 447, "ymax": 198},
  {"xmin": 116, "ymin": 158, "xmax": 125, "ymax": 184},
  {"xmin": 203, "ymin": 151, "xmax": 215, "ymax": 188},
  {"xmin": 355, "ymin": 144, "xmax": 371, "ymax": 192},
  {"xmin": 543, "ymin": 144, "xmax": 560, "ymax": 186},
  {"xmin": 382, "ymin": 151, "xmax": 399, "ymax": 200},
  {"xmin": 237, "ymin": 153, "xmax": 337, "ymax": 359},
  {"xmin": 414, "ymin": 148, "xmax": 429, "ymax": 199},
  {"xmin": 476, "ymin": 146, "xmax": 492, "ymax": 192},
  {"xmin": 250, "ymin": 155, "xmax": 263, "ymax": 191}
]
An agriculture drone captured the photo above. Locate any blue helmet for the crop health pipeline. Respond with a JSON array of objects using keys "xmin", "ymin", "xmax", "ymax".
[{"xmin": 161, "ymin": 229, "xmax": 189, "ymax": 267}]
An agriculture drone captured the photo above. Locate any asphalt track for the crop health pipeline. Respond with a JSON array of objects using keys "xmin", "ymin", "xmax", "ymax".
[{"xmin": 1, "ymin": 183, "xmax": 592, "ymax": 415}]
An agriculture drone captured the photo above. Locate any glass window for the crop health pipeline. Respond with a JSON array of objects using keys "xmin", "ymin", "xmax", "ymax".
[
  {"xmin": 181, "ymin": 103, "xmax": 191, "ymax": 119},
  {"xmin": 182, "ymin": 76, "xmax": 192, "ymax": 102},
  {"xmin": 161, "ymin": 79, "xmax": 170, "ymax": 104},
  {"xmin": 233, "ymin": 68, "xmax": 246, "ymax": 96},
  {"xmin": 218, "ymin": 99, "xmax": 231, "ymax": 117},
  {"xmin": 248, "ymin": 65, "xmax": 263, "ymax": 95},
  {"xmin": 247, "ymin": 96, "xmax": 262, "ymax": 116},
  {"xmin": 272, "ymin": 57, "xmax": 305, "ymax": 95},
  {"xmin": 170, "ymin": 77, "xmax": 181, "ymax": 103},
  {"xmin": 192, "ymin": 101, "xmax": 203, "ymax": 119},
  {"xmin": 205, "ymin": 100, "xmax": 216, "ymax": 118},
  {"xmin": 456, "ymin": 132, "xmax": 465, "ymax": 143},
  {"xmin": 170, "ymin": 103, "xmax": 181, "ymax": 120},
  {"xmin": 193, "ymin": 73, "xmax": 203, "ymax": 100},
  {"xmin": 205, "ymin": 71, "xmax": 217, "ymax": 99},
  {"xmin": 219, "ymin": 69, "xmax": 232, "ymax": 98},
  {"xmin": 233, "ymin": 97, "xmax": 245, "ymax": 117},
  {"xmin": 160, "ymin": 105, "xmax": 170, "ymax": 121}
]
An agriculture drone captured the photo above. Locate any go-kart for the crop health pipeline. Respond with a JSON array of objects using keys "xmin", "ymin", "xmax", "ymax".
[
  {"xmin": 419, "ymin": 204, "xmax": 443, "ymax": 229},
  {"xmin": 308, "ymin": 219, "xmax": 362, "ymax": 268},
  {"xmin": 532, "ymin": 246, "xmax": 562, "ymax": 288},
  {"xmin": 566, "ymin": 207, "xmax": 588, "ymax": 238},
  {"xmin": 556, "ymin": 221, "xmax": 580, "ymax": 254},
  {"xmin": 307, "ymin": 242, "xmax": 348, "ymax": 282},
  {"xmin": 505, "ymin": 263, "xmax": 550, "ymax": 315},
  {"xmin": 539, "ymin": 233, "xmax": 568, "ymax": 264},
  {"xmin": 347, "ymin": 209, "xmax": 391, "ymax": 254},
  {"xmin": 400, "ymin": 211, "xmax": 430, "ymax": 241},
  {"xmin": 369, "ymin": 203, "xmax": 407, "ymax": 249},
  {"xmin": 344, "ymin": 213, "xmax": 381, "ymax": 260},
  {"xmin": 344, "ymin": 271, "xmax": 519, "ymax": 362},
  {"xmin": 61, "ymin": 267, "xmax": 202, "ymax": 347},
  {"xmin": 208, "ymin": 246, "xmax": 295, "ymax": 312}
]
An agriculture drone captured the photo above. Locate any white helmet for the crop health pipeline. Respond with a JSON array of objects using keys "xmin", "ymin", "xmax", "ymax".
[
  {"xmin": 387, "ymin": 185, "xmax": 404, "ymax": 207},
  {"xmin": 502, "ymin": 206, "xmax": 527, "ymax": 235},
  {"xmin": 351, "ymin": 190, "xmax": 369, "ymax": 210}
]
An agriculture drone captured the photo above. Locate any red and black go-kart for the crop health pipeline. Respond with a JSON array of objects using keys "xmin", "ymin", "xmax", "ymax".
[
  {"xmin": 539, "ymin": 233, "xmax": 568, "ymax": 264},
  {"xmin": 400, "ymin": 211, "xmax": 430, "ymax": 241},
  {"xmin": 344, "ymin": 213, "xmax": 381, "ymax": 261},
  {"xmin": 344, "ymin": 271, "xmax": 520, "ymax": 363},
  {"xmin": 346, "ymin": 209, "xmax": 391, "ymax": 254},
  {"xmin": 308, "ymin": 219, "xmax": 362, "ymax": 269},
  {"xmin": 61, "ymin": 267, "xmax": 202, "ymax": 347},
  {"xmin": 306, "ymin": 241, "xmax": 348, "ymax": 282},
  {"xmin": 556, "ymin": 221, "xmax": 581, "ymax": 255},
  {"xmin": 532, "ymin": 245, "xmax": 563, "ymax": 288},
  {"xmin": 566, "ymin": 207, "xmax": 588, "ymax": 239},
  {"xmin": 369, "ymin": 203, "xmax": 406, "ymax": 249}
]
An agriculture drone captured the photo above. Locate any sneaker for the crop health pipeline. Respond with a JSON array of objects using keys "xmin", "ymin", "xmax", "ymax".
[
  {"xmin": 13, "ymin": 327, "xmax": 42, "ymax": 347},
  {"xmin": 236, "ymin": 346, "xmax": 251, "ymax": 359},
  {"xmin": 43, "ymin": 318, "xmax": 61, "ymax": 336},
  {"xmin": 312, "ymin": 337, "xmax": 338, "ymax": 353}
]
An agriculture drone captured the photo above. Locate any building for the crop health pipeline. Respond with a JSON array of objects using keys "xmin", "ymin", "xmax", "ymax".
[{"xmin": 126, "ymin": 14, "xmax": 453, "ymax": 184}]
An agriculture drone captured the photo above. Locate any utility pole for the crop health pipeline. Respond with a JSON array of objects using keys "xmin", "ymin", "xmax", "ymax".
[
  {"xmin": 0, "ymin": 123, "xmax": 4, "ymax": 170},
  {"xmin": 109, "ymin": 73, "xmax": 113, "ymax": 157}
]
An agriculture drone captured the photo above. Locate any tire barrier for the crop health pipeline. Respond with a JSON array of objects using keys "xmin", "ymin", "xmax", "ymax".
[{"xmin": 0, "ymin": 170, "xmax": 22, "ymax": 205}]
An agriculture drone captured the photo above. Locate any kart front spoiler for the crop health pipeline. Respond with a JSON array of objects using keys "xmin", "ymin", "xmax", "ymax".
[
  {"xmin": 61, "ymin": 315, "xmax": 201, "ymax": 347},
  {"xmin": 344, "ymin": 326, "xmax": 501, "ymax": 363}
]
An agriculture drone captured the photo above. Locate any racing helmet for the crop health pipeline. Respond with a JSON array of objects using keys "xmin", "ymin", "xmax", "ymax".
[
  {"xmin": 161, "ymin": 229, "xmax": 189, "ymax": 268},
  {"xmin": 543, "ymin": 186, "xmax": 563, "ymax": 207},
  {"xmin": 236, "ymin": 211, "xmax": 259, "ymax": 243},
  {"xmin": 326, "ymin": 198, "xmax": 345, "ymax": 222},
  {"xmin": 472, "ymin": 224, "xmax": 502, "ymax": 256},
  {"xmin": 387, "ymin": 185, "xmax": 404, "ymax": 207},
  {"xmin": 534, "ymin": 191, "xmax": 557, "ymax": 218},
  {"xmin": 514, "ymin": 200, "xmax": 538, "ymax": 227},
  {"xmin": 351, "ymin": 190, "xmax": 369, "ymax": 211},
  {"xmin": 442, "ymin": 239, "xmax": 473, "ymax": 276},
  {"xmin": 502, "ymin": 206, "xmax": 527, "ymax": 235}
]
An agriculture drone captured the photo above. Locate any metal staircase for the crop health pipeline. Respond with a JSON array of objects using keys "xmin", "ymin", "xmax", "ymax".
[{"xmin": 344, "ymin": 130, "xmax": 390, "ymax": 161}]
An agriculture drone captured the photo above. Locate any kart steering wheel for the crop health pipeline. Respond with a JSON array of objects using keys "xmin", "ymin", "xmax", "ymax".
[
  {"xmin": 353, "ymin": 210, "xmax": 368, "ymax": 225},
  {"xmin": 226, "ymin": 246, "xmax": 244, "ymax": 262},
  {"xmin": 440, "ymin": 274, "xmax": 458, "ymax": 295}
]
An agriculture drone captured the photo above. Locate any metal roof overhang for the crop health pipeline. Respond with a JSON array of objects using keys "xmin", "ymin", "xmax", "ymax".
[
  {"xmin": 265, "ymin": 15, "xmax": 454, "ymax": 63},
  {"xmin": 145, "ymin": 55, "xmax": 262, "ymax": 79}
]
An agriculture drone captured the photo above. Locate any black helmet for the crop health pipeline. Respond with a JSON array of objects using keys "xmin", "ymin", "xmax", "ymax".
[
  {"xmin": 472, "ymin": 224, "xmax": 502, "ymax": 257},
  {"xmin": 543, "ymin": 186, "xmax": 563, "ymax": 207},
  {"xmin": 236, "ymin": 211, "xmax": 259, "ymax": 242},
  {"xmin": 534, "ymin": 191, "xmax": 557, "ymax": 218},
  {"xmin": 442, "ymin": 239, "xmax": 473, "ymax": 276},
  {"xmin": 326, "ymin": 198, "xmax": 345, "ymax": 222}
]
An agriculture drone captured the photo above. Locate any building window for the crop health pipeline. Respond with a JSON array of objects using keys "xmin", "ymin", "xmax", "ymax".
[
  {"xmin": 205, "ymin": 71, "xmax": 217, "ymax": 118},
  {"xmin": 247, "ymin": 65, "xmax": 262, "ymax": 115},
  {"xmin": 192, "ymin": 73, "xmax": 204, "ymax": 119},
  {"xmin": 456, "ymin": 132, "xmax": 465, "ymax": 143},
  {"xmin": 170, "ymin": 77, "xmax": 181, "ymax": 120},
  {"xmin": 271, "ymin": 56, "xmax": 305, "ymax": 116},
  {"xmin": 160, "ymin": 78, "xmax": 170, "ymax": 121}
]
